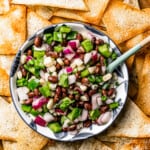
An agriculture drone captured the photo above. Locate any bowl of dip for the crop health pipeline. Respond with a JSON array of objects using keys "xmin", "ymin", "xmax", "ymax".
[{"xmin": 10, "ymin": 22, "xmax": 129, "ymax": 141}]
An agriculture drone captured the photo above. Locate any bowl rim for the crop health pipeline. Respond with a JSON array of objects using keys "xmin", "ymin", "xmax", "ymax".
[{"xmin": 9, "ymin": 22, "xmax": 129, "ymax": 141}]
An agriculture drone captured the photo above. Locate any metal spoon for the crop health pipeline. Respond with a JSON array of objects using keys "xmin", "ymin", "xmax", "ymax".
[{"xmin": 107, "ymin": 35, "xmax": 150, "ymax": 73}]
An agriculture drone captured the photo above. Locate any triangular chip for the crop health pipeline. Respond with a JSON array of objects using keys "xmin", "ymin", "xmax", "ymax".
[
  {"xmin": 135, "ymin": 53, "xmax": 150, "ymax": 115},
  {"xmin": 27, "ymin": 9, "xmax": 52, "ymax": 38},
  {"xmin": 79, "ymin": 138, "xmax": 112, "ymax": 150},
  {"xmin": 0, "ymin": 0, "xmax": 10, "ymax": 14},
  {"xmin": 0, "ymin": 5, "xmax": 26, "ymax": 54},
  {"xmin": 103, "ymin": 98, "xmax": 150, "ymax": 137},
  {"xmin": 0, "ymin": 98, "xmax": 48, "ymax": 149},
  {"xmin": 0, "ymin": 98, "xmax": 19, "ymax": 141},
  {"xmin": 29, "ymin": 6, "xmax": 53, "ymax": 20},
  {"xmin": 43, "ymin": 141, "xmax": 82, "ymax": 150},
  {"xmin": 54, "ymin": 0, "xmax": 110, "ymax": 25},
  {"xmin": 0, "ymin": 55, "xmax": 14, "ymax": 96},
  {"xmin": 103, "ymin": 0, "xmax": 150, "ymax": 44},
  {"xmin": 123, "ymin": 0, "xmax": 140, "ymax": 9},
  {"xmin": 11, "ymin": 0, "xmax": 88, "ymax": 11}
]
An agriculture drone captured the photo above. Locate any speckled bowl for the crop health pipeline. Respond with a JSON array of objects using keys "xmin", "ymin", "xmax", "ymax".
[{"xmin": 10, "ymin": 22, "xmax": 129, "ymax": 141}]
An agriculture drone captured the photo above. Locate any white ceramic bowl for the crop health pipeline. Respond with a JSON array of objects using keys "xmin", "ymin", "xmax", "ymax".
[{"xmin": 10, "ymin": 22, "xmax": 129, "ymax": 141}]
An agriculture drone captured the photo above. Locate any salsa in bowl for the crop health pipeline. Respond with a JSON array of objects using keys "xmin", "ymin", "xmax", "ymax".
[{"xmin": 10, "ymin": 23, "xmax": 128, "ymax": 141}]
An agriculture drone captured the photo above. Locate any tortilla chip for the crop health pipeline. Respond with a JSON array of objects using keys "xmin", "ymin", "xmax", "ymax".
[
  {"xmin": 139, "ymin": 0, "xmax": 150, "ymax": 9},
  {"xmin": 27, "ymin": 9, "xmax": 52, "ymax": 38},
  {"xmin": 0, "ymin": 0, "xmax": 10, "ymax": 14},
  {"xmin": 54, "ymin": 0, "xmax": 110, "ymax": 25},
  {"xmin": 0, "ymin": 97, "xmax": 48, "ymax": 148},
  {"xmin": 29, "ymin": 6, "xmax": 53, "ymax": 20},
  {"xmin": 123, "ymin": 0, "xmax": 140, "ymax": 9},
  {"xmin": 120, "ymin": 139, "xmax": 150, "ymax": 150},
  {"xmin": 43, "ymin": 141, "xmax": 82, "ymax": 150},
  {"xmin": 0, "ymin": 55, "xmax": 14, "ymax": 96},
  {"xmin": 103, "ymin": 0, "xmax": 150, "ymax": 44},
  {"xmin": 11, "ymin": 0, "xmax": 88, "ymax": 11},
  {"xmin": 50, "ymin": 16, "xmax": 73, "ymax": 24},
  {"xmin": 0, "ymin": 5, "xmax": 26, "ymax": 54},
  {"xmin": 79, "ymin": 138, "xmax": 112, "ymax": 150},
  {"xmin": 0, "ymin": 141, "xmax": 3, "ymax": 150},
  {"xmin": 0, "ymin": 98, "xmax": 18, "ymax": 141},
  {"xmin": 135, "ymin": 53, "xmax": 150, "ymax": 116},
  {"xmin": 103, "ymin": 98, "xmax": 150, "ymax": 137}
]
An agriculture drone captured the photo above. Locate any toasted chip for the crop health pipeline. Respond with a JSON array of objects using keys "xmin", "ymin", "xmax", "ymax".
[
  {"xmin": 0, "ymin": 56, "xmax": 14, "ymax": 96},
  {"xmin": 11, "ymin": 0, "xmax": 88, "ymax": 11},
  {"xmin": 54, "ymin": 0, "xmax": 110, "ymax": 25},
  {"xmin": 103, "ymin": 98, "xmax": 150, "ymax": 137},
  {"xmin": 120, "ymin": 139, "xmax": 150, "ymax": 150},
  {"xmin": 0, "ymin": 98, "xmax": 18, "ymax": 141},
  {"xmin": 29, "ymin": 6, "xmax": 53, "ymax": 20},
  {"xmin": 0, "ymin": 5, "xmax": 26, "ymax": 54},
  {"xmin": 135, "ymin": 53, "xmax": 150, "ymax": 116},
  {"xmin": 0, "ymin": 0, "xmax": 10, "ymax": 14},
  {"xmin": 0, "ymin": 141, "xmax": 3, "ymax": 150},
  {"xmin": 103, "ymin": 0, "xmax": 150, "ymax": 44},
  {"xmin": 0, "ymin": 97, "xmax": 48, "ymax": 148},
  {"xmin": 139, "ymin": 0, "xmax": 150, "ymax": 8},
  {"xmin": 27, "ymin": 9, "xmax": 52, "ymax": 38},
  {"xmin": 123, "ymin": 0, "xmax": 140, "ymax": 9},
  {"xmin": 50, "ymin": 16, "xmax": 73, "ymax": 24},
  {"xmin": 43, "ymin": 141, "xmax": 82, "ymax": 150},
  {"xmin": 79, "ymin": 138, "xmax": 112, "ymax": 150},
  {"xmin": 124, "ymin": 30, "xmax": 150, "ymax": 54}
]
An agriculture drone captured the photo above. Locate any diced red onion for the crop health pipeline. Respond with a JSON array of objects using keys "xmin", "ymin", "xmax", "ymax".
[
  {"xmin": 84, "ymin": 53, "xmax": 92, "ymax": 64},
  {"xmin": 97, "ymin": 97, "xmax": 103, "ymax": 106},
  {"xmin": 80, "ymin": 109, "xmax": 88, "ymax": 121},
  {"xmin": 92, "ymin": 93, "xmax": 101, "ymax": 110},
  {"xmin": 40, "ymin": 70, "xmax": 45, "ymax": 80},
  {"xmin": 43, "ymin": 113, "xmax": 55, "ymax": 122},
  {"xmin": 26, "ymin": 56, "xmax": 32, "ymax": 62},
  {"xmin": 68, "ymin": 40, "xmax": 79, "ymax": 50},
  {"xmin": 68, "ymin": 74, "xmax": 76, "ymax": 85},
  {"xmin": 106, "ymin": 99, "xmax": 114, "ymax": 104},
  {"xmin": 97, "ymin": 111, "xmax": 112, "ymax": 125},
  {"xmin": 34, "ymin": 116, "xmax": 47, "ymax": 126},
  {"xmin": 16, "ymin": 87, "xmax": 29, "ymax": 101},
  {"xmin": 63, "ymin": 47, "xmax": 74, "ymax": 54},
  {"xmin": 91, "ymin": 51, "xmax": 99, "ymax": 61},
  {"xmin": 66, "ymin": 67, "xmax": 73, "ymax": 74},
  {"xmin": 32, "ymin": 96, "xmax": 49, "ymax": 110},
  {"xmin": 65, "ymin": 53, "xmax": 75, "ymax": 60},
  {"xmin": 55, "ymin": 109, "xmax": 66, "ymax": 115}
]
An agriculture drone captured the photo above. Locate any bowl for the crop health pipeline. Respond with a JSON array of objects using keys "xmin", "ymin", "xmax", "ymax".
[{"xmin": 10, "ymin": 22, "xmax": 129, "ymax": 141}]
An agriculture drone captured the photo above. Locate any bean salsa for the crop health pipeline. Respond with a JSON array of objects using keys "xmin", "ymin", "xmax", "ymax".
[{"xmin": 16, "ymin": 25, "xmax": 119, "ymax": 133}]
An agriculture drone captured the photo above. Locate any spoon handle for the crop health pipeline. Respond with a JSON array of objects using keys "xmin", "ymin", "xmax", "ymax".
[{"xmin": 107, "ymin": 35, "xmax": 150, "ymax": 73}]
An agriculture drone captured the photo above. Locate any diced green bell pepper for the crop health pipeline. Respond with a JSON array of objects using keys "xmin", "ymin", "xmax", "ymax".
[
  {"xmin": 81, "ymin": 39, "xmax": 93, "ymax": 52},
  {"xmin": 109, "ymin": 102, "xmax": 119, "ymax": 109},
  {"xmin": 53, "ymin": 32, "xmax": 63, "ymax": 42},
  {"xmin": 43, "ymin": 104, "xmax": 49, "ymax": 113},
  {"xmin": 61, "ymin": 116, "xmax": 68, "ymax": 125},
  {"xmin": 101, "ymin": 95, "xmax": 107, "ymax": 101},
  {"xmin": 89, "ymin": 109, "xmax": 100, "ymax": 120},
  {"xmin": 24, "ymin": 64, "xmax": 39, "ymax": 77},
  {"xmin": 17, "ymin": 78, "xmax": 28, "ymax": 87},
  {"xmin": 59, "ymin": 97, "xmax": 75, "ymax": 111},
  {"xmin": 88, "ymin": 75, "xmax": 95, "ymax": 83},
  {"xmin": 59, "ymin": 25, "xmax": 71, "ymax": 33},
  {"xmin": 21, "ymin": 104, "xmax": 32, "ymax": 113},
  {"xmin": 66, "ymin": 31, "xmax": 77, "ymax": 40},
  {"xmin": 67, "ymin": 108, "xmax": 82, "ymax": 121},
  {"xmin": 27, "ymin": 59, "xmax": 34, "ymax": 66},
  {"xmin": 33, "ymin": 51, "xmax": 45, "ymax": 59},
  {"xmin": 59, "ymin": 73, "xmax": 69, "ymax": 88},
  {"xmin": 98, "ymin": 43, "xmax": 112, "ymax": 58},
  {"xmin": 95, "ymin": 76, "xmax": 103, "ymax": 83},
  {"xmin": 81, "ymin": 69, "xmax": 90, "ymax": 77},
  {"xmin": 34, "ymin": 58, "xmax": 45, "ymax": 69},
  {"xmin": 44, "ymin": 33, "xmax": 53, "ymax": 44},
  {"xmin": 54, "ymin": 45, "xmax": 63, "ymax": 53},
  {"xmin": 30, "ymin": 108, "xmax": 41, "ymax": 116},
  {"xmin": 28, "ymin": 78, "xmax": 39, "ymax": 91},
  {"xmin": 39, "ymin": 83, "xmax": 51, "ymax": 97},
  {"xmin": 48, "ymin": 122, "xmax": 62, "ymax": 133},
  {"xmin": 111, "ymin": 52, "xmax": 117, "ymax": 60}
]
